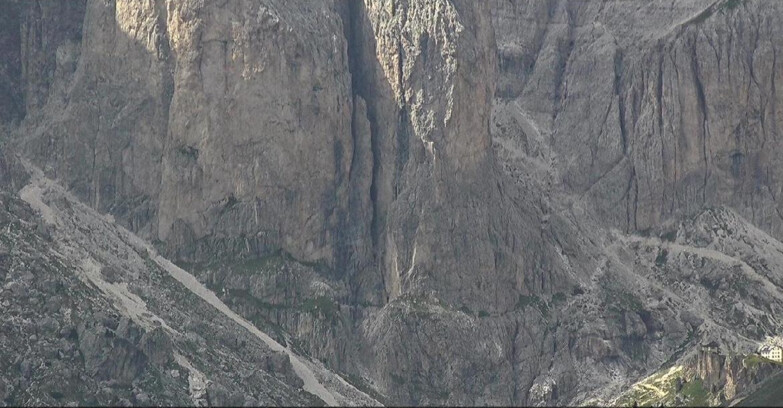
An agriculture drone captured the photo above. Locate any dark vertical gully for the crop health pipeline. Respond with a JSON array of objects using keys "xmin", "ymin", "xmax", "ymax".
[
  {"xmin": 614, "ymin": 49, "xmax": 628, "ymax": 155},
  {"xmin": 656, "ymin": 43, "xmax": 667, "ymax": 216},
  {"xmin": 335, "ymin": 0, "xmax": 386, "ymax": 299},
  {"xmin": 552, "ymin": 0, "xmax": 576, "ymax": 123},
  {"xmin": 690, "ymin": 38, "xmax": 710, "ymax": 204}
]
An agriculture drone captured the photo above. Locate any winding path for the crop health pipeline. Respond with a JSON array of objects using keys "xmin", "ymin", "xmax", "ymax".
[{"xmin": 621, "ymin": 234, "xmax": 783, "ymax": 300}]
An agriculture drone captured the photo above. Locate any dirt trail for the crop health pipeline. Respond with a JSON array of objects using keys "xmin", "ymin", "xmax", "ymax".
[{"xmin": 621, "ymin": 234, "xmax": 783, "ymax": 300}]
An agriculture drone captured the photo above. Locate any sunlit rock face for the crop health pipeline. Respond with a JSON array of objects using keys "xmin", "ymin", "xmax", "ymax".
[
  {"xmin": 4, "ymin": 0, "xmax": 783, "ymax": 406},
  {"xmin": 16, "ymin": 0, "xmax": 355, "ymax": 268}
]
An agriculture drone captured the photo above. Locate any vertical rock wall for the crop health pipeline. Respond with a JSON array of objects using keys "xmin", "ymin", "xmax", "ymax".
[
  {"xmin": 492, "ymin": 0, "xmax": 783, "ymax": 239},
  {"xmin": 0, "ymin": 1, "xmax": 23, "ymax": 124},
  {"xmin": 155, "ymin": 1, "xmax": 354, "ymax": 266}
]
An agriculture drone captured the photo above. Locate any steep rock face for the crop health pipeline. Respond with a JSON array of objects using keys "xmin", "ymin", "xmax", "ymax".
[
  {"xmin": 492, "ymin": 0, "xmax": 783, "ymax": 239},
  {"xmin": 0, "ymin": 0, "xmax": 87, "ymax": 124},
  {"xmin": 691, "ymin": 350, "xmax": 780, "ymax": 401},
  {"xmin": 19, "ymin": 1, "xmax": 87, "ymax": 115},
  {"xmin": 338, "ymin": 0, "xmax": 581, "ymax": 314},
  {"xmin": 0, "ymin": 1, "xmax": 678, "ymax": 405},
  {"xmin": 157, "ymin": 1, "xmax": 354, "ymax": 266},
  {"xmin": 7, "ymin": 2, "xmax": 570, "ymax": 404},
  {"xmin": 20, "ymin": 0, "xmax": 170, "ymax": 236},
  {"xmin": 8, "ymin": 0, "xmax": 783, "ymax": 406},
  {"xmin": 336, "ymin": 2, "xmax": 533, "ymax": 403},
  {"xmin": 343, "ymin": 0, "xmax": 520, "ymax": 309},
  {"xmin": 0, "ymin": 1, "xmax": 22, "ymax": 123},
  {"xmin": 0, "ymin": 150, "xmax": 27, "ymax": 192},
  {"xmin": 9, "ymin": 0, "xmax": 570, "ymax": 315},
  {"xmin": 491, "ymin": 3, "xmax": 783, "ymax": 401},
  {"xmin": 17, "ymin": 0, "xmax": 355, "ymax": 267}
]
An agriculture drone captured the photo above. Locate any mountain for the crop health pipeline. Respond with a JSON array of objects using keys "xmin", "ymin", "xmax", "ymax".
[{"xmin": 1, "ymin": 0, "xmax": 783, "ymax": 406}]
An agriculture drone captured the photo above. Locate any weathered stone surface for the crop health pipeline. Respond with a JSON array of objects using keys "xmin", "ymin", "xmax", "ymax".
[
  {"xmin": 13, "ymin": 0, "xmax": 358, "ymax": 270},
  {"xmin": 206, "ymin": 382, "xmax": 245, "ymax": 407},
  {"xmin": 492, "ymin": 0, "xmax": 783, "ymax": 239},
  {"xmin": 156, "ymin": 0, "xmax": 355, "ymax": 266},
  {"xmin": 0, "ymin": 148, "xmax": 28, "ymax": 191},
  {"xmin": 20, "ymin": 0, "xmax": 169, "ymax": 236},
  {"xmin": 5, "ymin": 0, "xmax": 783, "ymax": 406},
  {"xmin": 139, "ymin": 327, "xmax": 173, "ymax": 366},
  {"xmin": 0, "ymin": 377, "xmax": 7, "ymax": 402},
  {"xmin": 0, "ymin": 1, "xmax": 23, "ymax": 124},
  {"xmin": 0, "ymin": 172, "xmax": 354, "ymax": 406}
]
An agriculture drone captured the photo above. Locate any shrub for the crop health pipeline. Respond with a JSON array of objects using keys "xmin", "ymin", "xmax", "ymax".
[{"xmin": 655, "ymin": 248, "xmax": 669, "ymax": 266}]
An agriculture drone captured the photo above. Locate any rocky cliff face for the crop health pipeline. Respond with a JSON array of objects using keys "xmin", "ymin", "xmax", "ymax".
[
  {"xmin": 0, "ymin": 155, "xmax": 379, "ymax": 406},
  {"xmin": 492, "ymin": 0, "xmax": 783, "ymax": 238},
  {"xmin": 0, "ymin": 1, "xmax": 22, "ymax": 124},
  {"xmin": 4, "ymin": 0, "xmax": 783, "ymax": 406},
  {"xmin": 7, "ymin": 0, "xmax": 562, "ymax": 404},
  {"xmin": 613, "ymin": 348, "xmax": 783, "ymax": 406},
  {"xmin": 17, "ymin": 0, "xmax": 355, "ymax": 269},
  {"xmin": 15, "ymin": 0, "xmax": 536, "ymax": 310},
  {"xmin": 693, "ymin": 350, "xmax": 779, "ymax": 402}
]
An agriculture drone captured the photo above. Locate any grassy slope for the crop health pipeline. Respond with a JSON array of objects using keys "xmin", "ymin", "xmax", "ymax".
[{"xmin": 736, "ymin": 371, "xmax": 783, "ymax": 407}]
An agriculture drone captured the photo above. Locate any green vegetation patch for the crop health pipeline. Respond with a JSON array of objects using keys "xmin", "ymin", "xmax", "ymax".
[
  {"xmin": 730, "ymin": 273, "xmax": 751, "ymax": 298},
  {"xmin": 737, "ymin": 371, "xmax": 783, "ymax": 407},
  {"xmin": 598, "ymin": 272, "xmax": 644, "ymax": 315},
  {"xmin": 617, "ymin": 366, "xmax": 714, "ymax": 407},
  {"xmin": 680, "ymin": 378, "xmax": 709, "ymax": 406},
  {"xmin": 516, "ymin": 294, "xmax": 549, "ymax": 316},
  {"xmin": 722, "ymin": 0, "xmax": 745, "ymax": 11},
  {"xmin": 606, "ymin": 290, "xmax": 644, "ymax": 315},
  {"xmin": 743, "ymin": 354, "xmax": 783, "ymax": 369},
  {"xmin": 176, "ymin": 145, "xmax": 199, "ymax": 160},
  {"xmin": 300, "ymin": 296, "xmax": 339, "ymax": 321},
  {"xmin": 622, "ymin": 338, "xmax": 648, "ymax": 363},
  {"xmin": 660, "ymin": 229, "xmax": 678, "ymax": 242},
  {"xmin": 616, "ymin": 366, "xmax": 684, "ymax": 407},
  {"xmin": 655, "ymin": 248, "xmax": 669, "ymax": 267}
]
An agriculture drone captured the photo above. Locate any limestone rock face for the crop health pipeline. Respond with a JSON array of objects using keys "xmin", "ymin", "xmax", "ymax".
[
  {"xmin": 492, "ymin": 0, "xmax": 783, "ymax": 238},
  {"xmin": 6, "ymin": 0, "xmax": 783, "ymax": 406},
  {"xmin": 0, "ymin": 1, "xmax": 23, "ymax": 123},
  {"xmin": 20, "ymin": 0, "xmax": 171, "ymax": 236},
  {"xmin": 0, "ymin": 149, "xmax": 27, "ymax": 192},
  {"xmin": 11, "ymin": 0, "xmax": 562, "ymax": 310},
  {"xmin": 156, "ymin": 1, "xmax": 354, "ymax": 265},
  {"xmin": 20, "ymin": 1, "xmax": 87, "ymax": 114},
  {"xmin": 343, "ymin": 0, "xmax": 516, "ymax": 308},
  {"xmin": 16, "ymin": 0, "xmax": 353, "ymax": 267}
]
